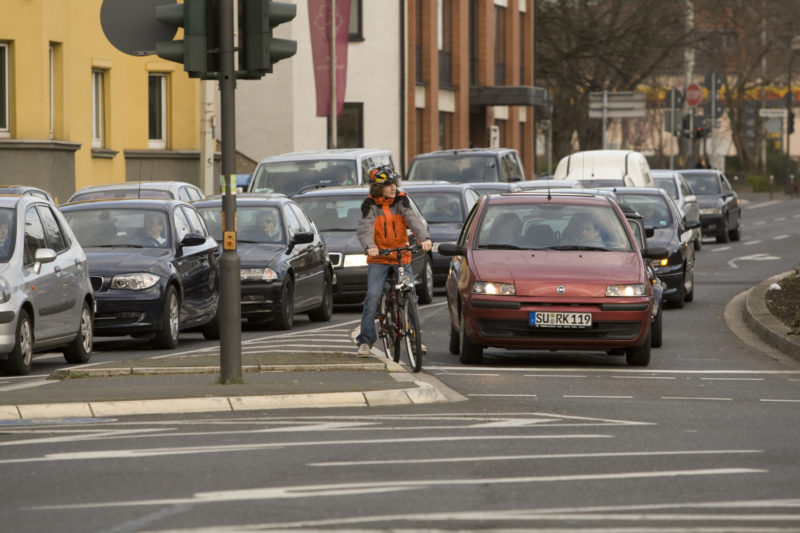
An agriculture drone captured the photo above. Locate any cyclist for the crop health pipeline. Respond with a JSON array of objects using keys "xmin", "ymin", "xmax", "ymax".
[{"xmin": 355, "ymin": 165, "xmax": 432, "ymax": 356}]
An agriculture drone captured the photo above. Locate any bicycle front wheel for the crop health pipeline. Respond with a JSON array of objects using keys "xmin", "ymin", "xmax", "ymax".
[
  {"xmin": 400, "ymin": 297, "xmax": 422, "ymax": 372},
  {"xmin": 378, "ymin": 292, "xmax": 396, "ymax": 360}
]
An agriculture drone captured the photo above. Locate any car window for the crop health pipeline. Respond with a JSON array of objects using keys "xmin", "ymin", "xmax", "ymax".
[
  {"xmin": 457, "ymin": 200, "xmax": 482, "ymax": 246},
  {"xmin": 617, "ymin": 195, "xmax": 673, "ymax": 229},
  {"xmin": 181, "ymin": 206, "xmax": 207, "ymax": 236},
  {"xmin": 36, "ymin": 205, "xmax": 69, "ymax": 253},
  {"xmin": 655, "ymin": 178, "xmax": 678, "ymax": 199},
  {"xmin": 23, "ymin": 207, "xmax": 47, "ymax": 265},
  {"xmin": 283, "ymin": 206, "xmax": 302, "ymax": 238},
  {"xmin": 252, "ymin": 160, "xmax": 359, "ymax": 196},
  {"xmin": 681, "ymin": 173, "xmax": 720, "ymax": 195},
  {"xmin": 178, "ymin": 187, "xmax": 192, "ymax": 202},
  {"xmin": 0, "ymin": 207, "xmax": 16, "ymax": 262},
  {"xmin": 288, "ymin": 203, "xmax": 313, "ymax": 233},
  {"xmin": 412, "ymin": 192, "xmax": 464, "ymax": 223},
  {"xmin": 721, "ymin": 175, "xmax": 732, "ymax": 193},
  {"xmin": 679, "ymin": 178, "xmax": 693, "ymax": 198},
  {"xmin": 173, "ymin": 208, "xmax": 192, "ymax": 242},
  {"xmin": 465, "ymin": 189, "xmax": 480, "ymax": 211},
  {"xmin": 294, "ymin": 195, "xmax": 363, "ymax": 231},
  {"xmin": 501, "ymin": 153, "xmax": 523, "ymax": 182}
]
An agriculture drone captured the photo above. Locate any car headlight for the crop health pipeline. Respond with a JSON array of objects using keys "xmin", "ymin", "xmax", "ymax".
[
  {"xmin": 343, "ymin": 254, "xmax": 368, "ymax": 267},
  {"xmin": 606, "ymin": 284, "xmax": 646, "ymax": 297},
  {"xmin": 472, "ymin": 281, "xmax": 515, "ymax": 295},
  {"xmin": 700, "ymin": 207, "xmax": 722, "ymax": 215},
  {"xmin": 651, "ymin": 258, "xmax": 669, "ymax": 268},
  {"xmin": 241, "ymin": 268, "xmax": 278, "ymax": 281},
  {"xmin": 0, "ymin": 277, "xmax": 10, "ymax": 304},
  {"xmin": 110, "ymin": 273, "xmax": 160, "ymax": 290}
]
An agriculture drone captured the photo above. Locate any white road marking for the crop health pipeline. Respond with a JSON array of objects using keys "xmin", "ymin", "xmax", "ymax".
[
  {"xmin": 525, "ymin": 374, "xmax": 587, "ymax": 378},
  {"xmin": 563, "ymin": 395, "xmax": 633, "ymax": 399},
  {"xmin": 744, "ymin": 240, "xmax": 762, "ymax": 245},
  {"xmin": 773, "ymin": 234, "xmax": 791, "ymax": 240},
  {"xmin": 468, "ymin": 393, "xmax": 537, "ymax": 397},
  {"xmin": 662, "ymin": 396, "xmax": 732, "ymax": 401},
  {"xmin": 28, "ymin": 468, "xmax": 766, "ymax": 509},
  {"xmin": 774, "ymin": 217, "xmax": 787, "ymax": 221},
  {"xmin": 611, "ymin": 376, "xmax": 675, "ymax": 380},
  {"xmin": 436, "ymin": 372, "xmax": 500, "ymax": 377},
  {"xmin": 433, "ymin": 366, "xmax": 800, "ymax": 375},
  {"xmin": 753, "ymin": 220, "xmax": 766, "ymax": 225},
  {"xmin": 760, "ymin": 399, "xmax": 800, "ymax": 403},
  {"xmin": 701, "ymin": 377, "xmax": 765, "ymax": 381},
  {"xmin": 712, "ymin": 246, "xmax": 732, "ymax": 252},
  {"xmin": 728, "ymin": 253, "xmax": 781, "ymax": 269},
  {"xmin": 310, "ymin": 449, "xmax": 763, "ymax": 467}
]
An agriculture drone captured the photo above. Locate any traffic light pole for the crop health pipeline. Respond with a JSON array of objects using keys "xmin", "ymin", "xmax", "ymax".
[{"xmin": 218, "ymin": 0, "xmax": 242, "ymax": 382}]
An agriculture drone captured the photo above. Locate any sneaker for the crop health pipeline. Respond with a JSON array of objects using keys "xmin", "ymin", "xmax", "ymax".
[{"xmin": 357, "ymin": 344, "xmax": 372, "ymax": 357}]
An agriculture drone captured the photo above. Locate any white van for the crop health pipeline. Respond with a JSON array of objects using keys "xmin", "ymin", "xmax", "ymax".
[
  {"xmin": 248, "ymin": 148, "xmax": 394, "ymax": 197},
  {"xmin": 553, "ymin": 149, "xmax": 655, "ymax": 188}
]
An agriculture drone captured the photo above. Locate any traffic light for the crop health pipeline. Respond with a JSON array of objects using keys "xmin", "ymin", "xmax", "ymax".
[
  {"xmin": 789, "ymin": 111, "xmax": 796, "ymax": 134},
  {"xmin": 155, "ymin": 0, "xmax": 218, "ymax": 78},
  {"xmin": 680, "ymin": 113, "xmax": 691, "ymax": 138},
  {"xmin": 695, "ymin": 126, "xmax": 706, "ymax": 139},
  {"xmin": 238, "ymin": 0, "xmax": 297, "ymax": 79}
]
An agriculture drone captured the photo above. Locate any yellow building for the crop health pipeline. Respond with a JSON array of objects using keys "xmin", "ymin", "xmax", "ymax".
[{"xmin": 0, "ymin": 0, "xmax": 211, "ymax": 202}]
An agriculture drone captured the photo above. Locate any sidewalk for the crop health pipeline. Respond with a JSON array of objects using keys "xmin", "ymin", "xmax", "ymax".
[{"xmin": 0, "ymin": 349, "xmax": 464, "ymax": 422}]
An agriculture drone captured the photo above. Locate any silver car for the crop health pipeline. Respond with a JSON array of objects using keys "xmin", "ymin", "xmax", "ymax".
[
  {"xmin": 652, "ymin": 169, "xmax": 702, "ymax": 250},
  {"xmin": 0, "ymin": 196, "xmax": 95, "ymax": 375}
]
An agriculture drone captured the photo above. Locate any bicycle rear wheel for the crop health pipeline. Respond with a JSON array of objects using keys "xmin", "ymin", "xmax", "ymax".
[
  {"xmin": 400, "ymin": 297, "xmax": 422, "ymax": 372},
  {"xmin": 377, "ymin": 292, "xmax": 396, "ymax": 360}
]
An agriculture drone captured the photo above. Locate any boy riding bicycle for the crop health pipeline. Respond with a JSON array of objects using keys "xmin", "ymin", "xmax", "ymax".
[{"xmin": 355, "ymin": 165, "xmax": 432, "ymax": 356}]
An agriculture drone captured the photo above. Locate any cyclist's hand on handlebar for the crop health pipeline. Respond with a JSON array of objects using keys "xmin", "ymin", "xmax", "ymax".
[
  {"xmin": 420, "ymin": 239, "xmax": 432, "ymax": 252},
  {"xmin": 366, "ymin": 247, "xmax": 380, "ymax": 257}
]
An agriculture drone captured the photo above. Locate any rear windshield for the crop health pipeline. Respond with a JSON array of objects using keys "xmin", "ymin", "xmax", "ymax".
[
  {"xmin": 250, "ymin": 160, "xmax": 358, "ymax": 197},
  {"xmin": 654, "ymin": 177, "xmax": 678, "ymax": 199},
  {"xmin": 680, "ymin": 173, "xmax": 720, "ymax": 195},
  {"xmin": 293, "ymin": 195, "xmax": 364, "ymax": 231},
  {"xmin": 71, "ymin": 189, "xmax": 173, "ymax": 201},
  {"xmin": 407, "ymin": 155, "xmax": 500, "ymax": 183}
]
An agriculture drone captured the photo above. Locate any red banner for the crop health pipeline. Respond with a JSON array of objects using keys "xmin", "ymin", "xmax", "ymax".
[{"xmin": 308, "ymin": 0, "xmax": 350, "ymax": 117}]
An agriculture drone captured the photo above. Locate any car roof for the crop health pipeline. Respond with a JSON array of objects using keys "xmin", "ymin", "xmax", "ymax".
[
  {"xmin": 60, "ymin": 198, "xmax": 186, "ymax": 210},
  {"xmin": 675, "ymin": 169, "xmax": 722, "ymax": 177},
  {"xmin": 411, "ymin": 148, "xmax": 516, "ymax": 160},
  {"xmin": 400, "ymin": 182, "xmax": 477, "ymax": 192},
  {"xmin": 0, "ymin": 194, "xmax": 48, "ymax": 208},
  {"xmin": 73, "ymin": 181, "xmax": 196, "ymax": 191},
  {"xmin": 651, "ymin": 169, "xmax": 680, "ymax": 178},
  {"xmin": 193, "ymin": 195, "xmax": 289, "ymax": 207},
  {"xmin": 292, "ymin": 185, "xmax": 370, "ymax": 197},
  {"xmin": 258, "ymin": 148, "xmax": 391, "ymax": 163},
  {"xmin": 484, "ymin": 191, "xmax": 616, "ymax": 206}
]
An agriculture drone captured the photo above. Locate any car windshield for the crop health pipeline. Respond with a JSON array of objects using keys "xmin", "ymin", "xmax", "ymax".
[
  {"xmin": 680, "ymin": 173, "xmax": 720, "ymax": 195},
  {"xmin": 250, "ymin": 160, "xmax": 358, "ymax": 197},
  {"xmin": 408, "ymin": 156, "xmax": 499, "ymax": 183},
  {"xmin": 197, "ymin": 205, "xmax": 285, "ymax": 244},
  {"xmin": 0, "ymin": 207, "xmax": 16, "ymax": 262},
  {"xmin": 293, "ymin": 196, "xmax": 363, "ymax": 231},
  {"xmin": 654, "ymin": 177, "xmax": 678, "ymax": 199},
  {"xmin": 409, "ymin": 192, "xmax": 464, "ymax": 223},
  {"xmin": 476, "ymin": 203, "xmax": 632, "ymax": 251},
  {"xmin": 617, "ymin": 195, "xmax": 673, "ymax": 229},
  {"xmin": 63, "ymin": 208, "xmax": 171, "ymax": 248}
]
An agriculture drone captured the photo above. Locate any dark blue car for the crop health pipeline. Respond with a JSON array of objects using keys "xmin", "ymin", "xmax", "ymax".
[{"xmin": 61, "ymin": 198, "xmax": 220, "ymax": 348}]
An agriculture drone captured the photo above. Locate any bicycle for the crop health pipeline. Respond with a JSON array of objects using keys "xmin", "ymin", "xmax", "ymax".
[{"xmin": 375, "ymin": 245, "xmax": 423, "ymax": 372}]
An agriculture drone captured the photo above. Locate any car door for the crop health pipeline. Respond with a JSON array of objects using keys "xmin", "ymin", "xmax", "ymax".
[
  {"xmin": 22, "ymin": 206, "xmax": 64, "ymax": 342},
  {"xmin": 283, "ymin": 205, "xmax": 316, "ymax": 308},
  {"xmin": 720, "ymin": 174, "xmax": 740, "ymax": 225},
  {"xmin": 172, "ymin": 206, "xmax": 216, "ymax": 326},
  {"xmin": 288, "ymin": 202, "xmax": 326, "ymax": 309},
  {"xmin": 679, "ymin": 177, "xmax": 700, "ymax": 223}
]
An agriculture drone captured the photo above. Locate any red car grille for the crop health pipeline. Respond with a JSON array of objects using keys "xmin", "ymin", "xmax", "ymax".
[{"xmin": 477, "ymin": 319, "xmax": 641, "ymax": 340}]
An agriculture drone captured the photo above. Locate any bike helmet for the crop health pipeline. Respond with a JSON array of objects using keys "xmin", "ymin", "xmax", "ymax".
[{"xmin": 368, "ymin": 165, "xmax": 398, "ymax": 186}]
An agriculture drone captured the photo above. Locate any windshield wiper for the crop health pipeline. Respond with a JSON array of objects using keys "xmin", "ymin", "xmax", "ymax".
[
  {"xmin": 551, "ymin": 245, "xmax": 609, "ymax": 251},
  {"xmin": 482, "ymin": 244, "xmax": 523, "ymax": 249},
  {"xmin": 91, "ymin": 244, "xmax": 144, "ymax": 248}
]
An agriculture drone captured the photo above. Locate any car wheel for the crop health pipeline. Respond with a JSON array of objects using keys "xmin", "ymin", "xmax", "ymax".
[
  {"xmin": 308, "ymin": 270, "xmax": 333, "ymax": 322},
  {"xmin": 152, "ymin": 286, "xmax": 180, "ymax": 349},
  {"xmin": 449, "ymin": 321, "xmax": 460, "ymax": 355},
  {"xmin": 201, "ymin": 310, "xmax": 221, "ymax": 340},
  {"xmin": 650, "ymin": 304, "xmax": 663, "ymax": 348},
  {"xmin": 626, "ymin": 330, "xmax": 651, "ymax": 366},
  {"xmin": 729, "ymin": 214, "xmax": 741, "ymax": 241},
  {"xmin": 3, "ymin": 309, "xmax": 33, "ymax": 375},
  {"xmin": 63, "ymin": 301, "xmax": 93, "ymax": 364},
  {"xmin": 716, "ymin": 215, "xmax": 730, "ymax": 243},
  {"xmin": 459, "ymin": 314, "xmax": 483, "ymax": 364},
  {"xmin": 272, "ymin": 278, "xmax": 294, "ymax": 330},
  {"xmin": 684, "ymin": 268, "xmax": 694, "ymax": 303},
  {"xmin": 417, "ymin": 256, "xmax": 434, "ymax": 305}
]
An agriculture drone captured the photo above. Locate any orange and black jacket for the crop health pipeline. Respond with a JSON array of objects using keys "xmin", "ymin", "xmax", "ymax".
[{"xmin": 356, "ymin": 192, "xmax": 430, "ymax": 265}]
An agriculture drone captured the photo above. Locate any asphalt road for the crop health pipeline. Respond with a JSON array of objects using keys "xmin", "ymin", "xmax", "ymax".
[{"xmin": 0, "ymin": 193, "xmax": 799, "ymax": 531}]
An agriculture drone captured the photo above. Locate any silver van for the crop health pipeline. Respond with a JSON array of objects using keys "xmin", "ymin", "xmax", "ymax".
[
  {"xmin": 554, "ymin": 149, "xmax": 655, "ymax": 188},
  {"xmin": 248, "ymin": 148, "xmax": 394, "ymax": 197}
]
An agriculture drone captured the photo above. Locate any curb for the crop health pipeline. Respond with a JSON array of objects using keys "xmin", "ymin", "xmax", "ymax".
[
  {"xmin": 48, "ymin": 362, "xmax": 390, "ymax": 379},
  {"xmin": 0, "ymin": 374, "xmax": 450, "ymax": 422},
  {"xmin": 743, "ymin": 271, "xmax": 800, "ymax": 362}
]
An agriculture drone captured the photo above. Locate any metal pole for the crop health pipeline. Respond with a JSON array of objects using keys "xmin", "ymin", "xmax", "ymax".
[
  {"xmin": 710, "ymin": 72, "xmax": 716, "ymax": 169},
  {"xmin": 219, "ymin": 0, "xmax": 241, "ymax": 382},
  {"xmin": 786, "ymin": 52, "xmax": 794, "ymax": 191},
  {"xmin": 669, "ymin": 90, "xmax": 676, "ymax": 169},
  {"xmin": 602, "ymin": 90, "xmax": 608, "ymax": 149},
  {"xmin": 330, "ymin": 0, "xmax": 337, "ymax": 148}
]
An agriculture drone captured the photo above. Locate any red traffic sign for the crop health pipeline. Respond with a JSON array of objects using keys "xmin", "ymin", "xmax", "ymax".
[{"xmin": 685, "ymin": 83, "xmax": 703, "ymax": 107}]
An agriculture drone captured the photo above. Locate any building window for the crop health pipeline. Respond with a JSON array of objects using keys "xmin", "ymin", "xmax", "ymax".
[
  {"xmin": 348, "ymin": 0, "xmax": 363, "ymax": 41},
  {"xmin": 148, "ymin": 74, "xmax": 167, "ymax": 149},
  {"xmin": 1, "ymin": 43, "xmax": 8, "ymax": 137},
  {"xmin": 439, "ymin": 111, "xmax": 453, "ymax": 150},
  {"xmin": 416, "ymin": 108, "xmax": 424, "ymax": 154},
  {"xmin": 328, "ymin": 102, "xmax": 363, "ymax": 148},
  {"xmin": 49, "ymin": 46, "xmax": 54, "ymax": 139},
  {"xmin": 494, "ymin": 5, "xmax": 506, "ymax": 85},
  {"xmin": 415, "ymin": 0, "xmax": 424, "ymax": 83},
  {"xmin": 469, "ymin": 0, "xmax": 478, "ymax": 86},
  {"xmin": 91, "ymin": 69, "xmax": 105, "ymax": 148},
  {"xmin": 438, "ymin": 0, "xmax": 453, "ymax": 87}
]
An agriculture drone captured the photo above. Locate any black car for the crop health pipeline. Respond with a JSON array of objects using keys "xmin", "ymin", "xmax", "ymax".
[
  {"xmin": 676, "ymin": 169, "xmax": 741, "ymax": 243},
  {"xmin": 399, "ymin": 182, "xmax": 480, "ymax": 285},
  {"xmin": 292, "ymin": 186, "xmax": 434, "ymax": 305},
  {"xmin": 61, "ymin": 199, "xmax": 220, "ymax": 348},
  {"xmin": 612, "ymin": 187, "xmax": 699, "ymax": 309},
  {"xmin": 194, "ymin": 195, "xmax": 333, "ymax": 329}
]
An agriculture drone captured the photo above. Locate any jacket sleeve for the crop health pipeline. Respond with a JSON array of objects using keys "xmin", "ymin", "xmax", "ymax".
[
  {"xmin": 356, "ymin": 198, "xmax": 377, "ymax": 250},
  {"xmin": 399, "ymin": 196, "xmax": 430, "ymax": 242}
]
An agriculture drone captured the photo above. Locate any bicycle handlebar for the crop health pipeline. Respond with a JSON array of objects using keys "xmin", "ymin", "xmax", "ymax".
[{"xmin": 378, "ymin": 244, "xmax": 420, "ymax": 257}]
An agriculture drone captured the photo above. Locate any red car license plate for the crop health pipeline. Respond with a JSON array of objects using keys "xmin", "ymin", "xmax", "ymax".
[{"xmin": 530, "ymin": 311, "xmax": 592, "ymax": 328}]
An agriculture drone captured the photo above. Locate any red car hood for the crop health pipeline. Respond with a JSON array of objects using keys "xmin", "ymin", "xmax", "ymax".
[{"xmin": 470, "ymin": 249, "xmax": 645, "ymax": 298}]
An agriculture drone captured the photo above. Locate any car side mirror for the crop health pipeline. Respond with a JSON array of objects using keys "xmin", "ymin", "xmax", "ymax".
[
  {"xmin": 644, "ymin": 226, "xmax": 655, "ymax": 238},
  {"xmin": 292, "ymin": 231, "xmax": 314, "ymax": 245},
  {"xmin": 33, "ymin": 248, "xmax": 57, "ymax": 274},
  {"xmin": 643, "ymin": 246, "xmax": 668, "ymax": 260},
  {"xmin": 684, "ymin": 219, "xmax": 701, "ymax": 229},
  {"xmin": 181, "ymin": 233, "xmax": 207, "ymax": 247},
  {"xmin": 438, "ymin": 242, "xmax": 465, "ymax": 257}
]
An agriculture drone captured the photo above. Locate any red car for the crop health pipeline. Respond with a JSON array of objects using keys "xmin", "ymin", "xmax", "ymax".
[{"xmin": 438, "ymin": 191, "xmax": 666, "ymax": 366}]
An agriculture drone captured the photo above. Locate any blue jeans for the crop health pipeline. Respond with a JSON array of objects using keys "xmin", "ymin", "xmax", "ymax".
[{"xmin": 357, "ymin": 262, "xmax": 415, "ymax": 346}]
